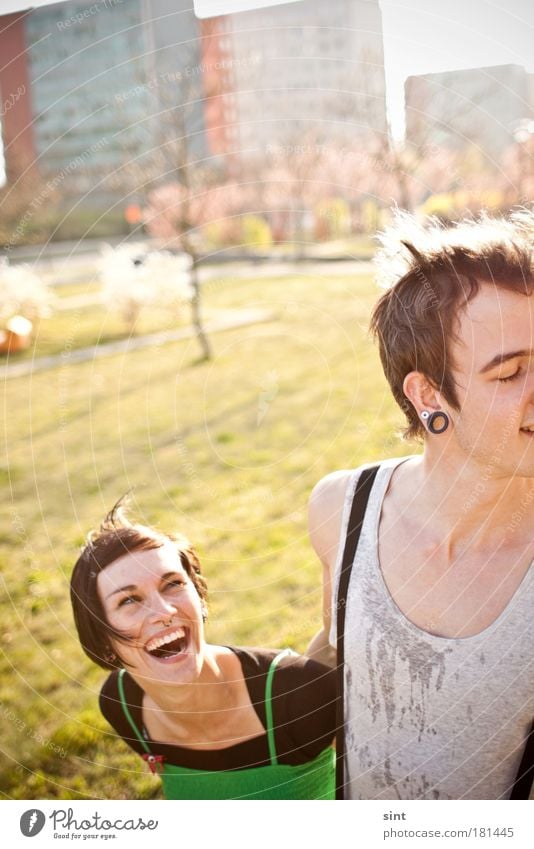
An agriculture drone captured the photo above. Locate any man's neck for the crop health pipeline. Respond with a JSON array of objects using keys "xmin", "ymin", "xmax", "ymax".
[{"xmin": 397, "ymin": 450, "xmax": 534, "ymax": 555}]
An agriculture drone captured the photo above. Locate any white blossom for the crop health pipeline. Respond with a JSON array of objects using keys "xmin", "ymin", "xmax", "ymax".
[
  {"xmin": 98, "ymin": 244, "xmax": 193, "ymax": 329},
  {"xmin": 0, "ymin": 258, "xmax": 55, "ymax": 321}
]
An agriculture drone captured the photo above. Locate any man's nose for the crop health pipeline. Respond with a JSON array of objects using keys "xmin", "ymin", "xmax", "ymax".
[{"xmin": 524, "ymin": 367, "xmax": 534, "ymax": 400}]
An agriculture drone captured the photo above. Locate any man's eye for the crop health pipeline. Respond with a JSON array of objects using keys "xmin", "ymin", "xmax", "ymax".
[{"xmin": 498, "ymin": 369, "xmax": 521, "ymax": 383}]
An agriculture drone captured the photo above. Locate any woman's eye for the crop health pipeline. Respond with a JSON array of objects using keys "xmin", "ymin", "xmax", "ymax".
[
  {"xmin": 117, "ymin": 595, "xmax": 139, "ymax": 608},
  {"xmin": 165, "ymin": 580, "xmax": 185, "ymax": 590}
]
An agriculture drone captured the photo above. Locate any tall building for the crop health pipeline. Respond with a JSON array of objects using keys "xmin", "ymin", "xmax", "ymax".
[
  {"xmin": 0, "ymin": 0, "xmax": 387, "ymax": 202},
  {"xmin": 0, "ymin": 11, "xmax": 35, "ymax": 181},
  {"xmin": 405, "ymin": 64, "xmax": 532, "ymax": 160},
  {"xmin": 0, "ymin": 0, "xmax": 207, "ymax": 200},
  {"xmin": 201, "ymin": 0, "xmax": 387, "ymax": 155}
]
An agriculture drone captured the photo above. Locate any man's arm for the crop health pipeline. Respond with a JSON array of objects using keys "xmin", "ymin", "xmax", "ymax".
[{"xmin": 305, "ymin": 470, "xmax": 353, "ymax": 667}]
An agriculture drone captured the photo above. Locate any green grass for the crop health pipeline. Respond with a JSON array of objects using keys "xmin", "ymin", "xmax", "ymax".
[
  {"xmin": 52, "ymin": 280, "xmax": 103, "ymax": 299},
  {"xmin": 0, "ymin": 268, "xmax": 414, "ymax": 799},
  {"xmin": 5, "ymin": 296, "xmax": 190, "ymax": 362}
]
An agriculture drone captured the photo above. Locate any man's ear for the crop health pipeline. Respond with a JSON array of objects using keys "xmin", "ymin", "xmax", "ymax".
[{"xmin": 403, "ymin": 371, "xmax": 442, "ymax": 420}]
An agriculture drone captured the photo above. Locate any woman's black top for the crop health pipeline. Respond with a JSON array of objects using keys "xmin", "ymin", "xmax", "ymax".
[{"xmin": 99, "ymin": 646, "xmax": 336, "ymax": 770}]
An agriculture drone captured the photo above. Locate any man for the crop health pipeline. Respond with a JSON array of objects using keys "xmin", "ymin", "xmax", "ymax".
[{"xmin": 307, "ymin": 210, "xmax": 534, "ymax": 799}]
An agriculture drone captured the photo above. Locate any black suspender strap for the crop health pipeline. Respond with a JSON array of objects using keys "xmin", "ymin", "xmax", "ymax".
[
  {"xmin": 510, "ymin": 718, "xmax": 534, "ymax": 799},
  {"xmin": 335, "ymin": 464, "xmax": 380, "ymax": 801}
]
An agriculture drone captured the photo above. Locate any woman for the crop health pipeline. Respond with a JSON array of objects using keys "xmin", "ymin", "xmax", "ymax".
[{"xmin": 70, "ymin": 502, "xmax": 336, "ymax": 799}]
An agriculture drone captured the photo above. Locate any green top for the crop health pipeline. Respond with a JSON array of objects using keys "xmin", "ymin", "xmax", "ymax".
[{"xmin": 117, "ymin": 649, "xmax": 335, "ymax": 799}]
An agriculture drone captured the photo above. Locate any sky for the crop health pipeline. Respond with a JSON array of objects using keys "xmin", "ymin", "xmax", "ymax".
[
  {"xmin": 379, "ymin": 0, "xmax": 534, "ymax": 138},
  {"xmin": 195, "ymin": 0, "xmax": 534, "ymax": 139}
]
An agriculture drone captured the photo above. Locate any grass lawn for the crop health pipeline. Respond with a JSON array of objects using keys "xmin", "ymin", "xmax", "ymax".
[
  {"xmin": 52, "ymin": 281, "xmax": 103, "ymax": 299},
  {"xmin": 0, "ymin": 268, "xmax": 416, "ymax": 799},
  {"xmin": 5, "ymin": 284, "xmax": 191, "ymax": 363}
]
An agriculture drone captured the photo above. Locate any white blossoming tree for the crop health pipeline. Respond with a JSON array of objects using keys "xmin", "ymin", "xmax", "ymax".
[
  {"xmin": 0, "ymin": 259, "xmax": 54, "ymax": 322},
  {"xmin": 98, "ymin": 245, "xmax": 194, "ymax": 334},
  {"xmin": 0, "ymin": 259, "xmax": 55, "ymax": 353}
]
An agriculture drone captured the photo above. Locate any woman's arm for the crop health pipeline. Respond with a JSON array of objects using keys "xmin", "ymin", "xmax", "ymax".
[{"xmin": 275, "ymin": 653, "xmax": 337, "ymax": 757}]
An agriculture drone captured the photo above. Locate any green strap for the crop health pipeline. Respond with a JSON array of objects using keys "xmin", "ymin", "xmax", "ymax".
[
  {"xmin": 264, "ymin": 649, "xmax": 295, "ymax": 766},
  {"xmin": 117, "ymin": 668, "xmax": 152, "ymax": 755},
  {"xmin": 118, "ymin": 651, "xmax": 296, "ymax": 766}
]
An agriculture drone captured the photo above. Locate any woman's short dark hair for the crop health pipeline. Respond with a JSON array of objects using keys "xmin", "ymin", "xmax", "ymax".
[
  {"xmin": 70, "ymin": 500, "xmax": 208, "ymax": 671},
  {"xmin": 370, "ymin": 209, "xmax": 534, "ymax": 440}
]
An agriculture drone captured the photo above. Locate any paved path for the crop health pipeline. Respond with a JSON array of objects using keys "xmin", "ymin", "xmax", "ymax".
[
  {"xmin": 198, "ymin": 259, "xmax": 375, "ymax": 279},
  {"xmin": 53, "ymin": 260, "xmax": 375, "ymax": 311},
  {"xmin": 0, "ymin": 309, "xmax": 275, "ymax": 381}
]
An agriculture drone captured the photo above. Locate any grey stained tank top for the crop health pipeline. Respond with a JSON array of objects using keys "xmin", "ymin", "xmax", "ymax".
[{"xmin": 330, "ymin": 456, "xmax": 534, "ymax": 800}]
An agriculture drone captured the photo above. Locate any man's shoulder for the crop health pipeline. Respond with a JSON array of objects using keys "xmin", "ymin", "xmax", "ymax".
[
  {"xmin": 308, "ymin": 470, "xmax": 354, "ymax": 546},
  {"xmin": 308, "ymin": 458, "xmax": 415, "ymax": 565},
  {"xmin": 309, "ymin": 468, "xmax": 354, "ymax": 506},
  {"xmin": 309, "ymin": 459, "xmax": 388, "ymax": 513},
  {"xmin": 308, "ymin": 463, "xmax": 377, "ymax": 567}
]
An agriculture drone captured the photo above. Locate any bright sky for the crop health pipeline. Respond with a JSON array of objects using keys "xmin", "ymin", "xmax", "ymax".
[{"xmin": 380, "ymin": 0, "xmax": 534, "ymax": 138}]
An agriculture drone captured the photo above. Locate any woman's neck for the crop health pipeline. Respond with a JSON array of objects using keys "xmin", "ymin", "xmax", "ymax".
[
  {"xmin": 132, "ymin": 646, "xmax": 266, "ymax": 748},
  {"xmin": 130, "ymin": 645, "xmax": 247, "ymax": 737}
]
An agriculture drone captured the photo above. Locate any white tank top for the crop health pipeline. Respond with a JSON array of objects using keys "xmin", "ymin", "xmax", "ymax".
[{"xmin": 330, "ymin": 456, "xmax": 534, "ymax": 799}]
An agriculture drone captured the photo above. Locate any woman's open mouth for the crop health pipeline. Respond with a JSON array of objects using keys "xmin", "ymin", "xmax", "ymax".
[{"xmin": 145, "ymin": 626, "xmax": 190, "ymax": 663}]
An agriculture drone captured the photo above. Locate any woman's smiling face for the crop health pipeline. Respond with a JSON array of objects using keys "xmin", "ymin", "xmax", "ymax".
[{"xmin": 97, "ymin": 543, "xmax": 206, "ymax": 685}]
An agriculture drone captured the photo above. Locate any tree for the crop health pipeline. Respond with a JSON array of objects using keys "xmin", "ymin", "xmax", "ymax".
[
  {"xmin": 500, "ymin": 125, "xmax": 534, "ymax": 207},
  {"xmin": 257, "ymin": 132, "xmax": 332, "ymax": 253},
  {"xmin": 98, "ymin": 245, "xmax": 193, "ymax": 334},
  {"xmin": 0, "ymin": 259, "xmax": 54, "ymax": 323},
  {"xmin": 105, "ymin": 30, "xmax": 232, "ymax": 360}
]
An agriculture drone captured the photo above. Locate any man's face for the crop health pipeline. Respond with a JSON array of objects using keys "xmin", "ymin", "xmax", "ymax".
[{"xmin": 447, "ymin": 283, "xmax": 534, "ymax": 478}]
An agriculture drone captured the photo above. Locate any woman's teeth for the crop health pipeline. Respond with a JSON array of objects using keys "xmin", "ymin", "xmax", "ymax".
[{"xmin": 146, "ymin": 627, "xmax": 187, "ymax": 656}]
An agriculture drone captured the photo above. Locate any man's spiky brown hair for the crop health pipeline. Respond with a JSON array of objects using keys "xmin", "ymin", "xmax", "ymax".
[{"xmin": 370, "ymin": 209, "xmax": 534, "ymax": 440}]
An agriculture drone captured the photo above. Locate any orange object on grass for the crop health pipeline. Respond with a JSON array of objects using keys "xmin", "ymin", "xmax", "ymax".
[{"xmin": 0, "ymin": 315, "xmax": 33, "ymax": 354}]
